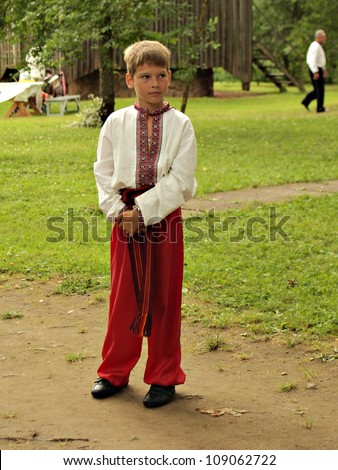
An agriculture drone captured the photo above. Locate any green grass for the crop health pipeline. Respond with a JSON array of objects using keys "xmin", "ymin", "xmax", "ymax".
[
  {"xmin": 278, "ymin": 381, "xmax": 298, "ymax": 393},
  {"xmin": 65, "ymin": 352, "xmax": 88, "ymax": 363},
  {"xmin": 53, "ymin": 276, "xmax": 106, "ymax": 295},
  {"xmin": 183, "ymin": 195, "xmax": 338, "ymax": 340},
  {"xmin": 205, "ymin": 334, "xmax": 227, "ymax": 351},
  {"xmin": 191, "ymin": 83, "xmax": 338, "ymax": 194},
  {"xmin": 0, "ymin": 84, "xmax": 337, "ymax": 342},
  {"xmin": 1, "ymin": 311, "xmax": 24, "ymax": 320}
]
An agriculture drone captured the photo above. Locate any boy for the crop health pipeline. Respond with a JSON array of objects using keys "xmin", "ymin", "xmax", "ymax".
[{"xmin": 92, "ymin": 40, "xmax": 197, "ymax": 408}]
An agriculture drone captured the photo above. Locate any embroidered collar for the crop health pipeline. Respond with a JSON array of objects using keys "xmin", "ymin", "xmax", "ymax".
[{"xmin": 134, "ymin": 102, "xmax": 171, "ymax": 116}]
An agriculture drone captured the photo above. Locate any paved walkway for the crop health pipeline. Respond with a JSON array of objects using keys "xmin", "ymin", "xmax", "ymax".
[{"xmin": 183, "ymin": 180, "xmax": 338, "ymax": 213}]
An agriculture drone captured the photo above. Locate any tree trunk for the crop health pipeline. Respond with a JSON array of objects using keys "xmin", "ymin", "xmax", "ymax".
[
  {"xmin": 180, "ymin": 81, "xmax": 190, "ymax": 114},
  {"xmin": 98, "ymin": 36, "xmax": 115, "ymax": 124},
  {"xmin": 242, "ymin": 81, "xmax": 250, "ymax": 91}
]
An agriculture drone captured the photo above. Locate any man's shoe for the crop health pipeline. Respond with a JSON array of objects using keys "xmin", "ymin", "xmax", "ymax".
[
  {"xmin": 301, "ymin": 100, "xmax": 310, "ymax": 111},
  {"xmin": 143, "ymin": 385, "xmax": 176, "ymax": 408},
  {"xmin": 91, "ymin": 378, "xmax": 126, "ymax": 399},
  {"xmin": 317, "ymin": 108, "xmax": 330, "ymax": 113}
]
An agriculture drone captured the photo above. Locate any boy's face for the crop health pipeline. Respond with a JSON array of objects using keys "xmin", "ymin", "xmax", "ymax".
[{"xmin": 126, "ymin": 63, "xmax": 171, "ymax": 111}]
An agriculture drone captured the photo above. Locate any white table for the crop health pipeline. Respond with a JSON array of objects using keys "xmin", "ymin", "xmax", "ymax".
[{"xmin": 0, "ymin": 82, "xmax": 44, "ymax": 117}]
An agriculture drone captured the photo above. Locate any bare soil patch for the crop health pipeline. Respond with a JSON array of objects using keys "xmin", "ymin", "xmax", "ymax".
[{"xmin": 1, "ymin": 276, "xmax": 337, "ymax": 451}]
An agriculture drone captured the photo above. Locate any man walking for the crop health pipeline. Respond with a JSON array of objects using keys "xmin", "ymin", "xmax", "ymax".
[{"xmin": 301, "ymin": 30, "xmax": 328, "ymax": 113}]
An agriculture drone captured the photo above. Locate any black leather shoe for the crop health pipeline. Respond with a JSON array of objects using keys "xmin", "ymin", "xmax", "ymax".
[
  {"xmin": 301, "ymin": 100, "xmax": 310, "ymax": 111},
  {"xmin": 143, "ymin": 385, "xmax": 176, "ymax": 408},
  {"xmin": 91, "ymin": 378, "xmax": 126, "ymax": 399}
]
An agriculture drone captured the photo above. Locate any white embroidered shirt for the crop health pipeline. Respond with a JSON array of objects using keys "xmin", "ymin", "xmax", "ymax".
[{"xmin": 94, "ymin": 104, "xmax": 197, "ymax": 226}]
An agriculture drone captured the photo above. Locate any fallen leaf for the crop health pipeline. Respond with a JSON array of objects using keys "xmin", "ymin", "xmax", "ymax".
[
  {"xmin": 197, "ymin": 407, "xmax": 248, "ymax": 417},
  {"xmin": 183, "ymin": 394, "xmax": 204, "ymax": 400}
]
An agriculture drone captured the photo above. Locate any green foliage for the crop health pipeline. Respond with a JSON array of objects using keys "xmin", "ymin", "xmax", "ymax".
[
  {"xmin": 213, "ymin": 68, "xmax": 239, "ymax": 83},
  {"xmin": 1, "ymin": 0, "xmax": 161, "ymax": 120},
  {"xmin": 253, "ymin": 0, "xmax": 338, "ymax": 83},
  {"xmin": 73, "ymin": 95, "xmax": 102, "ymax": 128},
  {"xmin": 2, "ymin": 0, "xmax": 158, "ymax": 65},
  {"xmin": 2, "ymin": 0, "xmax": 220, "ymax": 117}
]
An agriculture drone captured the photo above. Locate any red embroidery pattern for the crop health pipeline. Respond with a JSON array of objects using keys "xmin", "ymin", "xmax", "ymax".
[{"xmin": 135, "ymin": 103, "xmax": 171, "ymax": 187}]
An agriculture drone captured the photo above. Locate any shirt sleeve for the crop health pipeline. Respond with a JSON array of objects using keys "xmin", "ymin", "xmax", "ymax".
[
  {"xmin": 134, "ymin": 117, "xmax": 197, "ymax": 225},
  {"xmin": 93, "ymin": 119, "xmax": 125, "ymax": 221},
  {"xmin": 307, "ymin": 43, "xmax": 317, "ymax": 73}
]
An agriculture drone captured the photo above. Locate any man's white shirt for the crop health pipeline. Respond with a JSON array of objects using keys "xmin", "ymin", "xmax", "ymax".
[{"xmin": 306, "ymin": 41, "xmax": 326, "ymax": 73}]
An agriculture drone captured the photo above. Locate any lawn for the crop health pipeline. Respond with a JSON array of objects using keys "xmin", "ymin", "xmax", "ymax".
[{"xmin": 0, "ymin": 83, "xmax": 337, "ymax": 342}]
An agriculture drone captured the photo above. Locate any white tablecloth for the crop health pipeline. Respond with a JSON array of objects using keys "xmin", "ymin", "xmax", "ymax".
[{"xmin": 0, "ymin": 82, "xmax": 44, "ymax": 103}]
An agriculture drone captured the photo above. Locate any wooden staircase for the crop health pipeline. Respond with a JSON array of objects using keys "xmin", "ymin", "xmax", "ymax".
[{"xmin": 253, "ymin": 41, "xmax": 305, "ymax": 92}]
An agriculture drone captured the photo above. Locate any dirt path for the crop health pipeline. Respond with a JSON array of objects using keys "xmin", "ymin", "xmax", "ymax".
[
  {"xmin": 183, "ymin": 180, "xmax": 338, "ymax": 213},
  {"xmin": 1, "ymin": 181, "xmax": 337, "ymax": 451}
]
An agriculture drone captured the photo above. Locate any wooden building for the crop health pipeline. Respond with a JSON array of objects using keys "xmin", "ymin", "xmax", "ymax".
[{"xmin": 0, "ymin": 0, "xmax": 253, "ymax": 96}]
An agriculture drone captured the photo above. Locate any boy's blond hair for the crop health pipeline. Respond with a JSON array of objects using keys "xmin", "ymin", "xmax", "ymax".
[{"xmin": 124, "ymin": 40, "xmax": 171, "ymax": 77}]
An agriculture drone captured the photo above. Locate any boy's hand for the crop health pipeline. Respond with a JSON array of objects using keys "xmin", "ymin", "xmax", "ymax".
[{"xmin": 116, "ymin": 208, "xmax": 141, "ymax": 236}]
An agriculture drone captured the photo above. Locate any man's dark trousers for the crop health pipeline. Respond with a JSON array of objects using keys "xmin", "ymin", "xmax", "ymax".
[{"xmin": 303, "ymin": 67, "xmax": 325, "ymax": 112}]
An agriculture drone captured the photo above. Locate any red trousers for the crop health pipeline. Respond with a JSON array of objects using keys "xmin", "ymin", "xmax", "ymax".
[{"xmin": 97, "ymin": 208, "xmax": 186, "ymax": 387}]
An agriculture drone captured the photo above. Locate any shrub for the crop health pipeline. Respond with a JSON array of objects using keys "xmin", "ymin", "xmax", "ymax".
[{"xmin": 73, "ymin": 94, "xmax": 102, "ymax": 128}]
